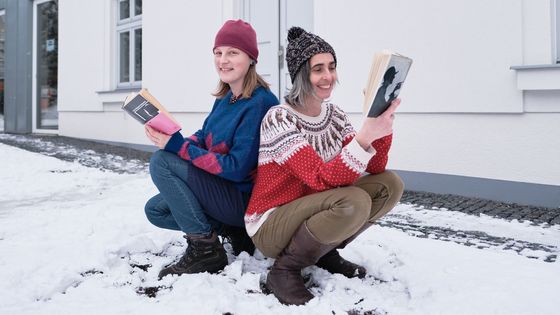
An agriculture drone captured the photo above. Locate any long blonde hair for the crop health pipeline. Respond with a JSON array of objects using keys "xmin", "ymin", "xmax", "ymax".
[{"xmin": 213, "ymin": 65, "xmax": 271, "ymax": 99}]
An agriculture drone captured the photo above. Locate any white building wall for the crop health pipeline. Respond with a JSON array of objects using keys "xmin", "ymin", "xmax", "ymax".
[
  {"xmin": 58, "ymin": 0, "xmax": 238, "ymax": 145},
  {"xmin": 57, "ymin": 0, "xmax": 560, "ymax": 187},
  {"xmin": 319, "ymin": 0, "xmax": 523, "ymax": 114},
  {"xmin": 58, "ymin": 0, "xmax": 106, "ymax": 112},
  {"xmin": 314, "ymin": 0, "xmax": 559, "ymax": 186}
]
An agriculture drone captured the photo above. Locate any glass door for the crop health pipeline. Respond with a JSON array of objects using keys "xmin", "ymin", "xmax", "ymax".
[
  {"xmin": 34, "ymin": 0, "xmax": 58, "ymax": 131},
  {"xmin": 0, "ymin": 10, "xmax": 5, "ymax": 131}
]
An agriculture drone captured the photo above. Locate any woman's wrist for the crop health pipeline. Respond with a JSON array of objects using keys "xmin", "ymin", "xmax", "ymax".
[{"xmin": 355, "ymin": 134, "xmax": 371, "ymax": 151}]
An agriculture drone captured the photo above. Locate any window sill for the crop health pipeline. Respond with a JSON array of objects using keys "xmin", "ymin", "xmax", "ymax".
[
  {"xmin": 96, "ymin": 87, "xmax": 141, "ymax": 95},
  {"xmin": 95, "ymin": 87, "xmax": 141, "ymax": 107},
  {"xmin": 510, "ymin": 64, "xmax": 560, "ymax": 90}
]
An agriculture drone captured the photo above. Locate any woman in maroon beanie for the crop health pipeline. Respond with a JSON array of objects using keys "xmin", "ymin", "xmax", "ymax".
[{"xmin": 144, "ymin": 20, "xmax": 279, "ymax": 278}]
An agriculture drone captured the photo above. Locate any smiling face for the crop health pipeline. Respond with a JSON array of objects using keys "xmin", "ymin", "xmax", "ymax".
[
  {"xmin": 308, "ymin": 53, "xmax": 337, "ymax": 101},
  {"xmin": 213, "ymin": 46, "xmax": 252, "ymax": 93}
]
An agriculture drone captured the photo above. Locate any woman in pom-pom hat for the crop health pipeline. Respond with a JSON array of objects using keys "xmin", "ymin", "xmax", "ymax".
[{"xmin": 244, "ymin": 26, "xmax": 404, "ymax": 305}]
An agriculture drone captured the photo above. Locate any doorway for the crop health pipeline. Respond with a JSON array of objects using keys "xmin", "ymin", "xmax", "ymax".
[
  {"xmin": 242, "ymin": 0, "xmax": 313, "ymax": 100},
  {"xmin": 33, "ymin": 0, "xmax": 58, "ymax": 132}
]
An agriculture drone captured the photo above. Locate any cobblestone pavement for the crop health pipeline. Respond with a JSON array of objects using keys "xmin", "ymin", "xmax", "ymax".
[
  {"xmin": 1, "ymin": 133, "xmax": 559, "ymax": 264},
  {"xmin": 378, "ymin": 213, "xmax": 558, "ymax": 263},
  {"xmin": 400, "ymin": 191, "xmax": 560, "ymax": 226}
]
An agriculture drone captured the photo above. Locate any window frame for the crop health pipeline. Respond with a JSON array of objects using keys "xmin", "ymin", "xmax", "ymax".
[
  {"xmin": 116, "ymin": 0, "xmax": 142, "ymax": 89},
  {"xmin": 0, "ymin": 9, "xmax": 5, "ymax": 132},
  {"xmin": 556, "ymin": 0, "xmax": 560, "ymax": 63}
]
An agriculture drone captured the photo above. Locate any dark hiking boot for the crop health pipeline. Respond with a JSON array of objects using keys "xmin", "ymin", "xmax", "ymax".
[
  {"xmin": 316, "ymin": 249, "xmax": 366, "ymax": 279},
  {"xmin": 220, "ymin": 225, "xmax": 255, "ymax": 256},
  {"xmin": 266, "ymin": 222, "xmax": 338, "ymax": 305},
  {"xmin": 158, "ymin": 231, "xmax": 228, "ymax": 279}
]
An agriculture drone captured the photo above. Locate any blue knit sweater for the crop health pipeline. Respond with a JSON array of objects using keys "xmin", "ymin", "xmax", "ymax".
[{"xmin": 164, "ymin": 86, "xmax": 279, "ymax": 192}]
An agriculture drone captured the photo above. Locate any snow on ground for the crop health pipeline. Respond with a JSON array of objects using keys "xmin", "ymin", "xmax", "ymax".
[{"xmin": 1, "ymin": 143, "xmax": 559, "ymax": 315}]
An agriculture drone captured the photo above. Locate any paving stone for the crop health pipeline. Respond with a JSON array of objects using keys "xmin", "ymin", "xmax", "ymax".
[{"xmin": 401, "ymin": 190, "xmax": 559, "ymax": 225}]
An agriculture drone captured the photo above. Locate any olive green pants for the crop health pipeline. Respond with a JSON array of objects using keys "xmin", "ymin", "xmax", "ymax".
[{"xmin": 252, "ymin": 171, "xmax": 404, "ymax": 258}]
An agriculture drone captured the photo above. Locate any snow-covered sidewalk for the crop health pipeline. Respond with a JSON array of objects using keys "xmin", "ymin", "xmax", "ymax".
[{"xmin": 1, "ymin": 143, "xmax": 559, "ymax": 315}]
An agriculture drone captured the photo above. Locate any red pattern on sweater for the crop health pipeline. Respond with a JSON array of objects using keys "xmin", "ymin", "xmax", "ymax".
[
  {"xmin": 192, "ymin": 154, "xmax": 223, "ymax": 175},
  {"xmin": 245, "ymin": 135, "xmax": 391, "ymax": 222}
]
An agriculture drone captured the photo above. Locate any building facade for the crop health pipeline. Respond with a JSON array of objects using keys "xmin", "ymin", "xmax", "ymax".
[{"xmin": 1, "ymin": 0, "xmax": 559, "ymax": 207}]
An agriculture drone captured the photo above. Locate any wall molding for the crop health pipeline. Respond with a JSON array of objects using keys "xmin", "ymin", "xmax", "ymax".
[{"xmin": 394, "ymin": 170, "xmax": 560, "ymax": 209}]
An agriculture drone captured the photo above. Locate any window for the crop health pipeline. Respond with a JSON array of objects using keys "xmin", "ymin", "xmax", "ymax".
[{"xmin": 116, "ymin": 0, "xmax": 142, "ymax": 88}]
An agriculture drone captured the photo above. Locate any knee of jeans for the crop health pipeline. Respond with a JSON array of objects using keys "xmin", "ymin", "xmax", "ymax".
[
  {"xmin": 149, "ymin": 150, "xmax": 172, "ymax": 175},
  {"xmin": 337, "ymin": 187, "xmax": 371, "ymax": 223},
  {"xmin": 144, "ymin": 200, "xmax": 159, "ymax": 222}
]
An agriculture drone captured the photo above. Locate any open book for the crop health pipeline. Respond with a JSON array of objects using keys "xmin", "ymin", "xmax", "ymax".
[
  {"xmin": 363, "ymin": 50, "xmax": 412, "ymax": 117},
  {"xmin": 122, "ymin": 89, "xmax": 181, "ymax": 135}
]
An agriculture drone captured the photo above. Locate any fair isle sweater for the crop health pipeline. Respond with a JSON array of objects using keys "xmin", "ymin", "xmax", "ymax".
[
  {"xmin": 164, "ymin": 86, "xmax": 279, "ymax": 192},
  {"xmin": 244, "ymin": 103, "xmax": 392, "ymax": 236}
]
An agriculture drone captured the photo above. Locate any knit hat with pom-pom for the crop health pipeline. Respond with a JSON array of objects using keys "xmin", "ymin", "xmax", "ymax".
[{"xmin": 285, "ymin": 27, "xmax": 337, "ymax": 82}]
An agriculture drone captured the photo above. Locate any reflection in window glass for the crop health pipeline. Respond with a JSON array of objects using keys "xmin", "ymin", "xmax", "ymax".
[
  {"xmin": 119, "ymin": 0, "xmax": 130, "ymax": 20},
  {"xmin": 36, "ymin": 1, "xmax": 58, "ymax": 129},
  {"xmin": 557, "ymin": 0, "xmax": 560, "ymax": 63},
  {"xmin": 135, "ymin": 28, "xmax": 142, "ymax": 81},
  {"xmin": 0, "ymin": 13, "xmax": 5, "ymax": 130},
  {"xmin": 119, "ymin": 32, "xmax": 130, "ymax": 82},
  {"xmin": 135, "ymin": 0, "xmax": 142, "ymax": 16}
]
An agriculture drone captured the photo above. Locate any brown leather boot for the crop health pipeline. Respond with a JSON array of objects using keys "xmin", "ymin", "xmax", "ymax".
[
  {"xmin": 316, "ymin": 221, "xmax": 374, "ymax": 279},
  {"xmin": 266, "ymin": 222, "xmax": 337, "ymax": 305}
]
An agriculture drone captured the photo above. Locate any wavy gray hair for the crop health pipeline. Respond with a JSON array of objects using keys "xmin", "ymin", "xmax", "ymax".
[{"xmin": 283, "ymin": 60, "xmax": 315, "ymax": 109}]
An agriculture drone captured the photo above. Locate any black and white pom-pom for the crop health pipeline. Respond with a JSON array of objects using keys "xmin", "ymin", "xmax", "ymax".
[{"xmin": 287, "ymin": 27, "xmax": 305, "ymax": 41}]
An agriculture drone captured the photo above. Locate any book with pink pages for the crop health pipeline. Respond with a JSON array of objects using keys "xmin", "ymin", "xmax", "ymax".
[{"xmin": 122, "ymin": 89, "xmax": 182, "ymax": 135}]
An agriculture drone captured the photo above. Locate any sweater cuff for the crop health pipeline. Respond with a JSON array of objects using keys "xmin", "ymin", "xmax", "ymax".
[
  {"xmin": 164, "ymin": 131, "xmax": 184, "ymax": 154},
  {"xmin": 344, "ymin": 138, "xmax": 376, "ymax": 172}
]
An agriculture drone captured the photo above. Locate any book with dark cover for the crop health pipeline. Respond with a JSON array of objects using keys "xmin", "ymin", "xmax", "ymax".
[
  {"xmin": 122, "ymin": 89, "xmax": 181, "ymax": 135},
  {"xmin": 363, "ymin": 50, "xmax": 412, "ymax": 117}
]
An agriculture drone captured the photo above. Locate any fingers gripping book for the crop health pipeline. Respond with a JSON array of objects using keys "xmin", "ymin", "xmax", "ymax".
[
  {"xmin": 363, "ymin": 50, "xmax": 412, "ymax": 117},
  {"xmin": 122, "ymin": 89, "xmax": 182, "ymax": 135}
]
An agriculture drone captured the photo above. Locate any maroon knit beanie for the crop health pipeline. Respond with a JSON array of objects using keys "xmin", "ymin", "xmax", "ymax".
[{"xmin": 213, "ymin": 20, "xmax": 259, "ymax": 63}]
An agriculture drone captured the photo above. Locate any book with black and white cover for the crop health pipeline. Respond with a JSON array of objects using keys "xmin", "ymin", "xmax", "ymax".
[
  {"xmin": 363, "ymin": 50, "xmax": 413, "ymax": 117},
  {"xmin": 122, "ymin": 89, "xmax": 181, "ymax": 135}
]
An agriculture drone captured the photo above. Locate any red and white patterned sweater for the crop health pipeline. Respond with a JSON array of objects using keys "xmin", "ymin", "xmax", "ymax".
[{"xmin": 244, "ymin": 103, "xmax": 392, "ymax": 236}]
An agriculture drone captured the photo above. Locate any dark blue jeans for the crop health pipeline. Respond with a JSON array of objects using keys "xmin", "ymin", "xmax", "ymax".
[{"xmin": 145, "ymin": 150, "xmax": 250, "ymax": 235}]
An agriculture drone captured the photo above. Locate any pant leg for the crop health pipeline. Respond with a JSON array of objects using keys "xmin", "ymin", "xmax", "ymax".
[
  {"xmin": 353, "ymin": 170, "xmax": 404, "ymax": 222},
  {"xmin": 149, "ymin": 150, "xmax": 212, "ymax": 235},
  {"xmin": 252, "ymin": 186, "xmax": 371, "ymax": 258},
  {"xmin": 145, "ymin": 193, "xmax": 180, "ymax": 231},
  {"xmin": 149, "ymin": 150, "xmax": 250, "ymax": 233},
  {"xmin": 183, "ymin": 164, "xmax": 251, "ymax": 228}
]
